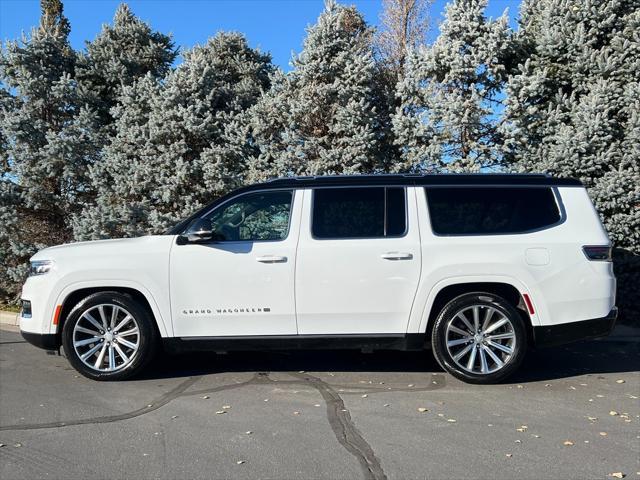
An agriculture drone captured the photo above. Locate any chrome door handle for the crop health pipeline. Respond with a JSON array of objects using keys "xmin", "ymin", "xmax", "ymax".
[
  {"xmin": 381, "ymin": 252, "xmax": 413, "ymax": 260},
  {"xmin": 256, "ymin": 255, "xmax": 288, "ymax": 263}
]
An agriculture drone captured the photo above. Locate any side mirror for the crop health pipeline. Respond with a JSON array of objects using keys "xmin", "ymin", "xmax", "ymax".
[{"xmin": 186, "ymin": 218, "xmax": 214, "ymax": 243}]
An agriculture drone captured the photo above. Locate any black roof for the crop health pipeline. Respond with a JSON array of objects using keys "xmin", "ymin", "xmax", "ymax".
[
  {"xmin": 261, "ymin": 173, "xmax": 582, "ymax": 188},
  {"xmin": 167, "ymin": 173, "xmax": 582, "ymax": 235}
]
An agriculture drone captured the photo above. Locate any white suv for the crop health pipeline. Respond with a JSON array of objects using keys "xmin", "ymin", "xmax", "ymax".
[{"xmin": 19, "ymin": 174, "xmax": 617, "ymax": 383}]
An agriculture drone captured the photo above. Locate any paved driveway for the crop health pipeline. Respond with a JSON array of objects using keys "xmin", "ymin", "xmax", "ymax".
[{"xmin": 1, "ymin": 325, "xmax": 638, "ymax": 480}]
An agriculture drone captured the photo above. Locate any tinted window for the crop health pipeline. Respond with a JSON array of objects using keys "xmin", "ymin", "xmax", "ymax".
[
  {"xmin": 312, "ymin": 187, "xmax": 406, "ymax": 239},
  {"xmin": 426, "ymin": 187, "xmax": 561, "ymax": 235},
  {"xmin": 200, "ymin": 190, "xmax": 293, "ymax": 241}
]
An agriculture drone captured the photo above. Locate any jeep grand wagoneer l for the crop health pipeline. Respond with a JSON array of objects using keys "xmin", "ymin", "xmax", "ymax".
[{"xmin": 20, "ymin": 174, "xmax": 617, "ymax": 383}]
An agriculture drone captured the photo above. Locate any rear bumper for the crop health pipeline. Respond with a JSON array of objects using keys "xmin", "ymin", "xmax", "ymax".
[
  {"xmin": 533, "ymin": 307, "xmax": 618, "ymax": 348},
  {"xmin": 21, "ymin": 331, "xmax": 60, "ymax": 350}
]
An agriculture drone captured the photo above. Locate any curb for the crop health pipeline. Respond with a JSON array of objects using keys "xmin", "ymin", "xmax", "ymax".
[{"xmin": 0, "ymin": 310, "xmax": 19, "ymax": 327}]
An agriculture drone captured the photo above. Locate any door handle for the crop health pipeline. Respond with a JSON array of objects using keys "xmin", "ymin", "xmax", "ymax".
[
  {"xmin": 381, "ymin": 252, "xmax": 413, "ymax": 260},
  {"xmin": 256, "ymin": 255, "xmax": 288, "ymax": 263}
]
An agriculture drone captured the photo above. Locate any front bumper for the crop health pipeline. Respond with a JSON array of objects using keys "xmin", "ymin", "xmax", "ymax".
[
  {"xmin": 21, "ymin": 331, "xmax": 60, "ymax": 350},
  {"xmin": 533, "ymin": 307, "xmax": 618, "ymax": 348}
]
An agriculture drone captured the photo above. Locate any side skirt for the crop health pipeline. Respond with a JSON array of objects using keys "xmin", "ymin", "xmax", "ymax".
[{"xmin": 162, "ymin": 333, "xmax": 427, "ymax": 354}]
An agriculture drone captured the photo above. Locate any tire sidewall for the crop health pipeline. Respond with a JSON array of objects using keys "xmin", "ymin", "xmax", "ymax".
[
  {"xmin": 62, "ymin": 292, "xmax": 156, "ymax": 381},
  {"xmin": 432, "ymin": 292, "xmax": 527, "ymax": 384}
]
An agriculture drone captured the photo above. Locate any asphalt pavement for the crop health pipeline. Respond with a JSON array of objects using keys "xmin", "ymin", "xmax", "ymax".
[{"xmin": 1, "ymin": 324, "xmax": 638, "ymax": 480}]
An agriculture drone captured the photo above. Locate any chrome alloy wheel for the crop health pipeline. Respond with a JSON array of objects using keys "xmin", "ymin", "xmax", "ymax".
[
  {"xmin": 445, "ymin": 305, "xmax": 516, "ymax": 375},
  {"xmin": 72, "ymin": 304, "xmax": 140, "ymax": 372}
]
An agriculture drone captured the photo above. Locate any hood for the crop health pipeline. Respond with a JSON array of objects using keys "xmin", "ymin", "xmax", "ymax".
[{"xmin": 31, "ymin": 236, "xmax": 175, "ymax": 262}]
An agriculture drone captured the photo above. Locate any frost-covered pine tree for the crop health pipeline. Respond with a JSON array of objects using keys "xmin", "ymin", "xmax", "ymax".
[
  {"xmin": 247, "ymin": 0, "xmax": 384, "ymax": 181},
  {"xmin": 393, "ymin": 0, "xmax": 510, "ymax": 172},
  {"xmin": 76, "ymin": 3, "xmax": 177, "ymax": 127},
  {"xmin": 75, "ymin": 33, "xmax": 273, "ymax": 239},
  {"xmin": 502, "ymin": 0, "xmax": 639, "ymax": 319},
  {"xmin": 0, "ymin": 0, "xmax": 102, "ymax": 301}
]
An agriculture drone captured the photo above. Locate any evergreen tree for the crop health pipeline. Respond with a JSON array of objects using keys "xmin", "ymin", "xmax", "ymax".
[
  {"xmin": 502, "ymin": 0, "xmax": 639, "ymax": 318},
  {"xmin": 393, "ymin": 0, "xmax": 510, "ymax": 172},
  {"xmin": 247, "ymin": 0, "xmax": 385, "ymax": 180},
  {"xmin": 75, "ymin": 33, "xmax": 273, "ymax": 239},
  {"xmin": 76, "ymin": 3, "xmax": 177, "ymax": 127},
  {"xmin": 0, "ymin": 0, "xmax": 101, "ymax": 301}
]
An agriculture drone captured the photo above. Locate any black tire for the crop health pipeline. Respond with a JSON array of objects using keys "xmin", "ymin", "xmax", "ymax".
[
  {"xmin": 431, "ymin": 292, "xmax": 527, "ymax": 384},
  {"xmin": 62, "ymin": 291, "xmax": 158, "ymax": 381}
]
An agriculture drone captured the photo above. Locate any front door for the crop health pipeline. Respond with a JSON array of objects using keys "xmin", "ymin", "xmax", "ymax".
[
  {"xmin": 170, "ymin": 189, "xmax": 301, "ymax": 337},
  {"xmin": 295, "ymin": 186, "xmax": 421, "ymax": 335}
]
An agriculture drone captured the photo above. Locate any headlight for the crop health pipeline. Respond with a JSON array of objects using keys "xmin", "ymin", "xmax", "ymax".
[{"xmin": 29, "ymin": 260, "xmax": 53, "ymax": 276}]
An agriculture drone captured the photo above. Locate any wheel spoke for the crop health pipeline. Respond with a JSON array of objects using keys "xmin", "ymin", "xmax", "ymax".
[
  {"xmin": 82, "ymin": 313, "xmax": 103, "ymax": 332},
  {"xmin": 487, "ymin": 340, "xmax": 513, "ymax": 355},
  {"xmin": 98, "ymin": 305, "xmax": 108, "ymax": 330},
  {"xmin": 114, "ymin": 343, "xmax": 129, "ymax": 363},
  {"xmin": 456, "ymin": 312, "xmax": 475, "ymax": 333},
  {"xmin": 108, "ymin": 345, "xmax": 116, "ymax": 370},
  {"xmin": 447, "ymin": 337, "xmax": 471, "ymax": 347},
  {"xmin": 75, "ymin": 325, "xmax": 100, "ymax": 336},
  {"xmin": 74, "ymin": 337, "xmax": 99, "ymax": 347},
  {"xmin": 117, "ymin": 337, "xmax": 138, "ymax": 350},
  {"xmin": 94, "ymin": 343, "xmax": 108, "ymax": 369},
  {"xmin": 449, "ymin": 324, "xmax": 472, "ymax": 336},
  {"xmin": 118, "ymin": 327, "xmax": 139, "ymax": 337},
  {"xmin": 479, "ymin": 347, "xmax": 489, "ymax": 373},
  {"xmin": 482, "ymin": 344, "xmax": 504, "ymax": 368},
  {"xmin": 472, "ymin": 306, "xmax": 480, "ymax": 332},
  {"xmin": 466, "ymin": 345, "xmax": 478, "ymax": 371},
  {"xmin": 486, "ymin": 332, "xmax": 515, "ymax": 341},
  {"xmin": 482, "ymin": 307, "xmax": 494, "ymax": 331},
  {"xmin": 110, "ymin": 306, "xmax": 119, "ymax": 329},
  {"xmin": 80, "ymin": 342, "xmax": 103, "ymax": 361},
  {"xmin": 484, "ymin": 317, "xmax": 508, "ymax": 334},
  {"xmin": 453, "ymin": 344, "xmax": 473, "ymax": 361},
  {"xmin": 114, "ymin": 315, "xmax": 133, "ymax": 333}
]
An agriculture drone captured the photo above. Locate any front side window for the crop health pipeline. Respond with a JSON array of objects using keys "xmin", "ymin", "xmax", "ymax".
[
  {"xmin": 197, "ymin": 190, "xmax": 293, "ymax": 241},
  {"xmin": 426, "ymin": 187, "xmax": 561, "ymax": 235},
  {"xmin": 312, "ymin": 187, "xmax": 407, "ymax": 239}
]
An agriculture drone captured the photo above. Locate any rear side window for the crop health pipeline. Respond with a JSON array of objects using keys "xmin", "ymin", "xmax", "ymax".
[
  {"xmin": 312, "ymin": 187, "xmax": 406, "ymax": 239},
  {"xmin": 426, "ymin": 187, "xmax": 561, "ymax": 235}
]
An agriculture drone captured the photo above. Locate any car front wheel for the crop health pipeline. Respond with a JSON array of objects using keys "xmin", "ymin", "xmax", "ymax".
[
  {"xmin": 431, "ymin": 292, "xmax": 527, "ymax": 384},
  {"xmin": 62, "ymin": 292, "xmax": 157, "ymax": 381}
]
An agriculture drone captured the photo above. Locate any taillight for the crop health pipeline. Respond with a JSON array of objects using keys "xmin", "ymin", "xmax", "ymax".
[{"xmin": 582, "ymin": 245, "xmax": 612, "ymax": 261}]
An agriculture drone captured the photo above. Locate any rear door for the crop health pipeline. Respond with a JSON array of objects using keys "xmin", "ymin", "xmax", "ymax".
[{"xmin": 295, "ymin": 186, "xmax": 421, "ymax": 334}]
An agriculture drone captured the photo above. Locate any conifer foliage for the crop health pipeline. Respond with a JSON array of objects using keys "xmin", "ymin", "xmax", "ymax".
[{"xmin": 393, "ymin": 0, "xmax": 510, "ymax": 172}]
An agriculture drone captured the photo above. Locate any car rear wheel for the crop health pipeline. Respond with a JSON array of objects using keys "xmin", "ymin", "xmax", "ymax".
[
  {"xmin": 431, "ymin": 292, "xmax": 527, "ymax": 384},
  {"xmin": 62, "ymin": 292, "xmax": 157, "ymax": 381}
]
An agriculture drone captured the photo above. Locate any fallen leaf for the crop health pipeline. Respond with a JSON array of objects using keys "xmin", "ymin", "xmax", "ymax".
[
  {"xmin": 437, "ymin": 413, "xmax": 445, "ymax": 417},
  {"xmin": 314, "ymin": 404, "xmax": 321, "ymax": 407},
  {"xmin": 215, "ymin": 411, "xmax": 226, "ymax": 415},
  {"xmin": 202, "ymin": 396, "xmax": 210, "ymax": 400},
  {"xmin": 383, "ymin": 404, "xmax": 390, "ymax": 407},
  {"xmin": 607, "ymin": 473, "xmax": 625, "ymax": 479},
  {"xmin": 596, "ymin": 394, "xmax": 605, "ymax": 398},
  {"xmin": 264, "ymin": 399, "xmax": 269, "ymax": 402},
  {"xmin": 587, "ymin": 416, "xmax": 598, "ymax": 421},
  {"xmin": 544, "ymin": 383, "xmax": 552, "ymax": 387},
  {"xmin": 245, "ymin": 431, "xmax": 252, "ymax": 435},
  {"xmin": 14, "ymin": 443, "xmax": 22, "ymax": 448},
  {"xmin": 569, "ymin": 386, "xmax": 577, "ymax": 390},
  {"xmin": 563, "ymin": 441, "xmax": 574, "ymax": 446},
  {"xmin": 222, "ymin": 405, "xmax": 231, "ymax": 409},
  {"xmin": 447, "ymin": 419, "xmax": 456, "ymax": 423},
  {"xmin": 418, "ymin": 407, "xmax": 428, "ymax": 413},
  {"xmin": 236, "ymin": 460, "xmax": 245, "ymax": 465},
  {"xmin": 408, "ymin": 384, "xmax": 414, "ymax": 387},
  {"xmin": 293, "ymin": 411, "xmax": 300, "ymax": 415},
  {"xmin": 505, "ymin": 453, "xmax": 513, "ymax": 458},
  {"xmin": 361, "ymin": 394, "xmax": 368, "ymax": 398},
  {"xmin": 517, "ymin": 385, "xmax": 524, "ymax": 389},
  {"xmin": 599, "ymin": 432, "xmax": 608, "ymax": 436},
  {"xmin": 0, "ymin": 444, "xmax": 4, "ymax": 448},
  {"xmin": 610, "ymin": 411, "xmax": 619, "ymax": 416},
  {"xmin": 615, "ymin": 380, "xmax": 626, "ymax": 384},
  {"xmin": 514, "ymin": 440, "xmax": 521, "ymax": 444},
  {"xmin": 171, "ymin": 415, "xmax": 178, "ymax": 419}
]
